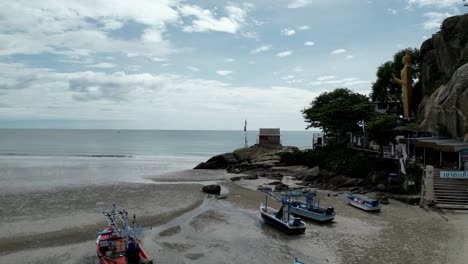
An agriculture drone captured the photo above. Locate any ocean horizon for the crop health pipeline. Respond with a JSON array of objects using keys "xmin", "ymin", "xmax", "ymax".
[{"xmin": 0, "ymin": 128, "xmax": 321, "ymax": 192}]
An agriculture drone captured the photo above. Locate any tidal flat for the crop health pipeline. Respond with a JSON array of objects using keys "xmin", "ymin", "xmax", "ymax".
[{"xmin": 0, "ymin": 169, "xmax": 467, "ymax": 264}]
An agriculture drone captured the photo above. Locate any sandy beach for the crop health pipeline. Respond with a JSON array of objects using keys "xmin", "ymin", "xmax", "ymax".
[{"xmin": 1, "ymin": 169, "xmax": 467, "ymax": 264}]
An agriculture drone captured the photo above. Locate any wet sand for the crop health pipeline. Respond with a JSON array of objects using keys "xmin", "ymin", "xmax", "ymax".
[{"xmin": 1, "ymin": 169, "xmax": 467, "ymax": 264}]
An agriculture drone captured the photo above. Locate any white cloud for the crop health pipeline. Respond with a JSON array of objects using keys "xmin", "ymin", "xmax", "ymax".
[
  {"xmin": 287, "ymin": 0, "xmax": 311, "ymax": 9},
  {"xmin": 87, "ymin": 62, "xmax": 116, "ymax": 69},
  {"xmin": 225, "ymin": 58, "xmax": 236, "ymax": 62},
  {"xmin": 387, "ymin": 8, "xmax": 398, "ymax": 15},
  {"xmin": 423, "ymin": 12, "xmax": 453, "ymax": 29},
  {"xmin": 316, "ymin": 75, "xmax": 336, "ymax": 81},
  {"xmin": 330, "ymin": 49, "xmax": 347, "ymax": 55},
  {"xmin": 310, "ymin": 76, "xmax": 369, "ymax": 87},
  {"xmin": 216, "ymin": 70, "xmax": 233, "ymax": 76},
  {"xmin": 406, "ymin": 0, "xmax": 459, "ymax": 8},
  {"xmin": 346, "ymin": 55, "xmax": 355, "ymax": 60},
  {"xmin": 0, "ymin": 62, "xmax": 321, "ymax": 130},
  {"xmin": 281, "ymin": 28, "xmax": 296, "ymax": 36},
  {"xmin": 248, "ymin": 61, "xmax": 256, "ymax": 65},
  {"xmin": 251, "ymin": 44, "xmax": 272, "ymax": 54},
  {"xmin": 304, "ymin": 41, "xmax": 315, "ymax": 47},
  {"xmin": 298, "ymin": 25, "xmax": 310, "ymax": 31},
  {"xmin": 187, "ymin": 66, "xmax": 200, "ymax": 72},
  {"xmin": 276, "ymin": 51, "xmax": 293, "ymax": 57},
  {"xmin": 152, "ymin": 57, "xmax": 167, "ymax": 62},
  {"xmin": 180, "ymin": 5, "xmax": 248, "ymax": 34},
  {"xmin": 0, "ymin": 0, "xmax": 179, "ymax": 58}
]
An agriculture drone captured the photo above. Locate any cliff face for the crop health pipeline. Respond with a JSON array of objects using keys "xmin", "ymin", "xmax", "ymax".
[{"xmin": 419, "ymin": 13, "xmax": 468, "ymax": 140}]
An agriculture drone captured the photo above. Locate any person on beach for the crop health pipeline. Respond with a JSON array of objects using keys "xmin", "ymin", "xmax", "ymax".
[{"xmin": 126, "ymin": 237, "xmax": 140, "ymax": 264}]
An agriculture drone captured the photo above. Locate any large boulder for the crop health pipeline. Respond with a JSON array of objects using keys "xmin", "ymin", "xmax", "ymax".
[
  {"xmin": 418, "ymin": 14, "xmax": 468, "ymax": 139},
  {"xmin": 194, "ymin": 152, "xmax": 238, "ymax": 169},
  {"xmin": 420, "ymin": 63, "xmax": 468, "ymax": 139},
  {"xmin": 233, "ymin": 145, "xmax": 279, "ymax": 162},
  {"xmin": 202, "ymin": 185, "xmax": 221, "ymax": 195},
  {"xmin": 294, "ymin": 166, "xmax": 320, "ymax": 181}
]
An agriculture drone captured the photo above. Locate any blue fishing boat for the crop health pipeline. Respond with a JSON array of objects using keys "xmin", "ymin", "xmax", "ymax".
[
  {"xmin": 259, "ymin": 188, "xmax": 306, "ymax": 234},
  {"xmin": 288, "ymin": 191, "xmax": 335, "ymax": 222},
  {"xmin": 346, "ymin": 194, "xmax": 381, "ymax": 211}
]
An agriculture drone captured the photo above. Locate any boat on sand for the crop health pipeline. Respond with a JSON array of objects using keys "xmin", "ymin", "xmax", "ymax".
[
  {"xmin": 346, "ymin": 194, "xmax": 381, "ymax": 212},
  {"xmin": 96, "ymin": 204, "xmax": 154, "ymax": 264},
  {"xmin": 259, "ymin": 188, "xmax": 306, "ymax": 234},
  {"xmin": 288, "ymin": 191, "xmax": 335, "ymax": 222}
]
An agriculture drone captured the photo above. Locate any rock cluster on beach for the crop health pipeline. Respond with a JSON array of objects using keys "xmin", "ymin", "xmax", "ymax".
[{"xmin": 194, "ymin": 145, "xmax": 380, "ymax": 195}]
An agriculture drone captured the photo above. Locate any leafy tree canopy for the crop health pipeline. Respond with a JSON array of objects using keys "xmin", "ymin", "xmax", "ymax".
[
  {"xmin": 302, "ymin": 88, "xmax": 375, "ymax": 137},
  {"xmin": 367, "ymin": 114, "xmax": 398, "ymax": 156}
]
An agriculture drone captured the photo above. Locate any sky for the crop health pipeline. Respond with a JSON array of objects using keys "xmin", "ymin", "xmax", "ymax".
[{"xmin": 0, "ymin": 0, "xmax": 466, "ymax": 130}]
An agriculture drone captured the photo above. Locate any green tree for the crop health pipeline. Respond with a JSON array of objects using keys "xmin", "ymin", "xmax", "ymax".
[
  {"xmin": 367, "ymin": 114, "xmax": 398, "ymax": 157},
  {"xmin": 302, "ymin": 88, "xmax": 375, "ymax": 143},
  {"xmin": 371, "ymin": 48, "xmax": 421, "ymax": 115}
]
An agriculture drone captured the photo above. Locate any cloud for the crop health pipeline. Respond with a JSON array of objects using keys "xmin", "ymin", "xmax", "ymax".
[
  {"xmin": 330, "ymin": 49, "xmax": 347, "ymax": 55},
  {"xmin": 281, "ymin": 28, "xmax": 296, "ymax": 36},
  {"xmin": 316, "ymin": 75, "xmax": 336, "ymax": 81},
  {"xmin": 180, "ymin": 5, "xmax": 249, "ymax": 34},
  {"xmin": 406, "ymin": 0, "xmax": 460, "ymax": 8},
  {"xmin": 423, "ymin": 12, "xmax": 453, "ymax": 29},
  {"xmin": 0, "ymin": 0, "xmax": 180, "ymax": 58},
  {"xmin": 276, "ymin": 51, "xmax": 293, "ymax": 57},
  {"xmin": 187, "ymin": 66, "xmax": 200, "ymax": 72},
  {"xmin": 287, "ymin": 0, "xmax": 311, "ymax": 9},
  {"xmin": 0, "ymin": 62, "xmax": 321, "ymax": 129},
  {"xmin": 87, "ymin": 62, "xmax": 116, "ymax": 69},
  {"xmin": 216, "ymin": 70, "xmax": 232, "ymax": 76},
  {"xmin": 225, "ymin": 58, "xmax": 236, "ymax": 62},
  {"xmin": 346, "ymin": 55, "xmax": 355, "ymax": 60},
  {"xmin": 387, "ymin": 8, "xmax": 398, "ymax": 15},
  {"xmin": 298, "ymin": 25, "xmax": 310, "ymax": 31},
  {"xmin": 304, "ymin": 41, "xmax": 315, "ymax": 46},
  {"xmin": 310, "ymin": 76, "xmax": 369, "ymax": 87},
  {"xmin": 251, "ymin": 44, "xmax": 272, "ymax": 54}
]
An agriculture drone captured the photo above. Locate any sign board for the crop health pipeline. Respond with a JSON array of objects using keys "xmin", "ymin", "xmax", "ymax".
[{"xmin": 440, "ymin": 171, "xmax": 468, "ymax": 179}]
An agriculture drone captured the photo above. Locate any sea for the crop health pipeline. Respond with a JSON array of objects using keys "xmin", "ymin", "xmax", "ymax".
[{"xmin": 0, "ymin": 129, "xmax": 319, "ymax": 192}]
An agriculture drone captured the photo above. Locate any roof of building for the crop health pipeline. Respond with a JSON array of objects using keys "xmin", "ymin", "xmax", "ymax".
[
  {"xmin": 259, "ymin": 128, "xmax": 280, "ymax": 136},
  {"xmin": 400, "ymin": 137, "xmax": 468, "ymax": 152}
]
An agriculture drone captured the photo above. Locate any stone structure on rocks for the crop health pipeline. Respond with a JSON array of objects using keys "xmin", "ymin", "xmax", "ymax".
[{"xmin": 418, "ymin": 13, "xmax": 468, "ymax": 140}]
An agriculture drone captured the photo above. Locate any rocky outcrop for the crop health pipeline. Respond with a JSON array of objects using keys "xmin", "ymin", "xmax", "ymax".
[
  {"xmin": 420, "ymin": 63, "xmax": 468, "ymax": 139},
  {"xmin": 420, "ymin": 14, "xmax": 468, "ymax": 97},
  {"xmin": 418, "ymin": 13, "xmax": 468, "ymax": 139},
  {"xmin": 193, "ymin": 152, "xmax": 238, "ymax": 169}
]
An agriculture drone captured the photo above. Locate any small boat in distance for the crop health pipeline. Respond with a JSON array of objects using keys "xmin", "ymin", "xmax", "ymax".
[
  {"xmin": 294, "ymin": 257, "xmax": 305, "ymax": 264},
  {"xmin": 346, "ymin": 194, "xmax": 381, "ymax": 212},
  {"xmin": 96, "ymin": 204, "xmax": 154, "ymax": 264},
  {"xmin": 288, "ymin": 191, "xmax": 335, "ymax": 222},
  {"xmin": 259, "ymin": 188, "xmax": 306, "ymax": 234}
]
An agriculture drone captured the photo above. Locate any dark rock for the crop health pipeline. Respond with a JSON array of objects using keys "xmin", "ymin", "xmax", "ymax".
[
  {"xmin": 295, "ymin": 166, "xmax": 320, "ymax": 181},
  {"xmin": 194, "ymin": 153, "xmax": 238, "ymax": 169},
  {"xmin": 267, "ymin": 172, "xmax": 283, "ymax": 180},
  {"xmin": 329, "ymin": 175, "xmax": 349, "ymax": 186},
  {"xmin": 243, "ymin": 175, "xmax": 259, "ymax": 180},
  {"xmin": 230, "ymin": 176, "xmax": 242, "ymax": 182},
  {"xmin": 202, "ymin": 185, "xmax": 221, "ymax": 195},
  {"xmin": 275, "ymin": 183, "xmax": 289, "ymax": 191},
  {"xmin": 376, "ymin": 184, "xmax": 387, "ymax": 192},
  {"xmin": 348, "ymin": 186, "xmax": 360, "ymax": 192},
  {"xmin": 269, "ymin": 181, "xmax": 283, "ymax": 185},
  {"xmin": 392, "ymin": 195, "xmax": 421, "ymax": 205},
  {"xmin": 341, "ymin": 178, "xmax": 360, "ymax": 187}
]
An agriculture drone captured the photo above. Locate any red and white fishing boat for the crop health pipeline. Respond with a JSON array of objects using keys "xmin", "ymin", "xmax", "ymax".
[{"xmin": 96, "ymin": 204, "xmax": 154, "ymax": 264}]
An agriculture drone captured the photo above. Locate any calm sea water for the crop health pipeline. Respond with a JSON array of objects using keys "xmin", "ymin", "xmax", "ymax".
[{"xmin": 0, "ymin": 129, "xmax": 318, "ymax": 192}]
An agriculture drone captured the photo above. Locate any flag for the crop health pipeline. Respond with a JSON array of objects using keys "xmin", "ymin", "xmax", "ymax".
[{"xmin": 244, "ymin": 120, "xmax": 247, "ymax": 131}]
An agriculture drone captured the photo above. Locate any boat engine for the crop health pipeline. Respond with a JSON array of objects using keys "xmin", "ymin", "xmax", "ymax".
[
  {"xmin": 325, "ymin": 207, "xmax": 334, "ymax": 215},
  {"xmin": 292, "ymin": 218, "xmax": 303, "ymax": 226}
]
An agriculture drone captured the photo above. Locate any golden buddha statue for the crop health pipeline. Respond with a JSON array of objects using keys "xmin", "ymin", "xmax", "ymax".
[{"xmin": 393, "ymin": 52, "xmax": 413, "ymax": 118}]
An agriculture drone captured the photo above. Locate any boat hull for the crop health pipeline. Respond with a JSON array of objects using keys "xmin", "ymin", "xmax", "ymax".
[
  {"xmin": 348, "ymin": 200, "xmax": 381, "ymax": 211},
  {"xmin": 96, "ymin": 230, "xmax": 153, "ymax": 264},
  {"xmin": 260, "ymin": 206, "xmax": 305, "ymax": 234},
  {"xmin": 289, "ymin": 206, "xmax": 335, "ymax": 222}
]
